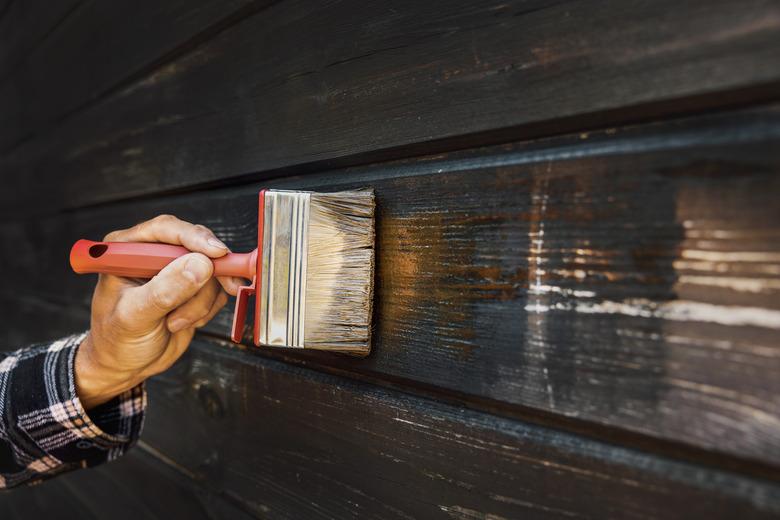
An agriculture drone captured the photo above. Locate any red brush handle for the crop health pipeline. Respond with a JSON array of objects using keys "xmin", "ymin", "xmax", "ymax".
[{"xmin": 70, "ymin": 239, "xmax": 256, "ymax": 279}]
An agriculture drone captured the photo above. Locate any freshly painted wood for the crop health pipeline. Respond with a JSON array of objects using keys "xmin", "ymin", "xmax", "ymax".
[
  {"xmin": 2, "ymin": 0, "xmax": 780, "ymax": 216},
  {"xmin": 0, "ymin": 0, "xmax": 270, "ymax": 152},
  {"xmin": 0, "ymin": 446, "xmax": 257, "ymax": 519},
  {"xmin": 0, "ymin": 292, "xmax": 88, "ymax": 351},
  {"xmin": 2, "ymin": 106, "xmax": 779, "ymax": 467},
  {"xmin": 138, "ymin": 336, "xmax": 780, "ymax": 519},
  {"xmin": 0, "ymin": 0, "xmax": 82, "ymax": 83},
  {"xmin": 5, "ymin": 298, "xmax": 779, "ymax": 518}
]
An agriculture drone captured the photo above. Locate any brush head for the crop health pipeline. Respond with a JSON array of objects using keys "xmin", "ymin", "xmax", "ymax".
[
  {"xmin": 304, "ymin": 189, "xmax": 375, "ymax": 355},
  {"xmin": 254, "ymin": 188, "xmax": 375, "ymax": 355}
]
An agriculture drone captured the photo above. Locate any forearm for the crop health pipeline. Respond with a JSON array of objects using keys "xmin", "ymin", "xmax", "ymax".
[{"xmin": 0, "ymin": 333, "xmax": 146, "ymax": 489}]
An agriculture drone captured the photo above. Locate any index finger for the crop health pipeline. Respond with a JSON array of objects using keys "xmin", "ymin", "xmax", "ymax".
[{"xmin": 104, "ymin": 214, "xmax": 229, "ymax": 259}]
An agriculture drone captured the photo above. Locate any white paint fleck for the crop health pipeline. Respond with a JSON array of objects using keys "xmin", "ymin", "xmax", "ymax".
[
  {"xmin": 681, "ymin": 250, "xmax": 780, "ymax": 263},
  {"xmin": 526, "ymin": 177, "xmax": 555, "ymax": 409},
  {"xmin": 393, "ymin": 417, "xmax": 428, "ymax": 428},
  {"xmin": 678, "ymin": 275, "xmax": 780, "ymax": 293},
  {"xmin": 526, "ymin": 298, "xmax": 780, "ymax": 330},
  {"xmin": 527, "ymin": 284, "xmax": 596, "ymax": 298}
]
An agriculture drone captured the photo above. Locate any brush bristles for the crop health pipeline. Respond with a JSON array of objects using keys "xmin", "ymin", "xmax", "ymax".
[{"xmin": 304, "ymin": 189, "xmax": 375, "ymax": 355}]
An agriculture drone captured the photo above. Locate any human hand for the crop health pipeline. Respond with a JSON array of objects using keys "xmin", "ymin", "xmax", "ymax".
[{"xmin": 75, "ymin": 215, "xmax": 243, "ymax": 409}]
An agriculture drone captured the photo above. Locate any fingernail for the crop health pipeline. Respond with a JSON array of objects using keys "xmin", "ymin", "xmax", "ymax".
[
  {"xmin": 207, "ymin": 238, "xmax": 228, "ymax": 250},
  {"xmin": 185, "ymin": 256, "xmax": 212, "ymax": 283},
  {"xmin": 168, "ymin": 318, "xmax": 190, "ymax": 333}
]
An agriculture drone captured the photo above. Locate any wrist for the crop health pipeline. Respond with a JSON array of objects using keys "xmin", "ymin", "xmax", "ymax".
[{"xmin": 75, "ymin": 333, "xmax": 143, "ymax": 409}]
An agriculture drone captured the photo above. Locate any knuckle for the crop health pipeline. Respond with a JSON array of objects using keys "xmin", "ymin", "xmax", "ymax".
[
  {"xmin": 193, "ymin": 224, "xmax": 215, "ymax": 240},
  {"xmin": 147, "ymin": 214, "xmax": 179, "ymax": 232},
  {"xmin": 154, "ymin": 214, "xmax": 177, "ymax": 225}
]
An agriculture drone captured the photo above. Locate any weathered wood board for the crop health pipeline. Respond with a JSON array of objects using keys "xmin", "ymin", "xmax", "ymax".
[
  {"xmin": 2, "ymin": 0, "xmax": 780, "ymax": 516},
  {"xmin": 0, "ymin": 444, "xmax": 256, "ymax": 519},
  {"xmin": 3, "ymin": 297, "xmax": 780, "ymax": 518},
  {"xmin": 143, "ymin": 337, "xmax": 780, "ymax": 519},
  {"xmin": 2, "ymin": 106, "xmax": 778, "ymax": 470},
  {"xmin": 2, "ymin": 0, "xmax": 779, "ymax": 215},
  {"xmin": 0, "ymin": 0, "xmax": 82, "ymax": 83},
  {"xmin": 0, "ymin": 0, "xmax": 270, "ymax": 152}
]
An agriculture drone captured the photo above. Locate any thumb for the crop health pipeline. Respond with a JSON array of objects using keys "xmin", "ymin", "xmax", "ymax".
[{"xmin": 116, "ymin": 253, "xmax": 214, "ymax": 329}]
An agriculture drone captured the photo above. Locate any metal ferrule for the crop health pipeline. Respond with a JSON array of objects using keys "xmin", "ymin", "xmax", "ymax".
[{"xmin": 258, "ymin": 190, "xmax": 310, "ymax": 348}]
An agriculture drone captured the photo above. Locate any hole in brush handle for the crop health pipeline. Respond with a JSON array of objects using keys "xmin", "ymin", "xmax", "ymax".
[{"xmin": 88, "ymin": 244, "xmax": 109, "ymax": 257}]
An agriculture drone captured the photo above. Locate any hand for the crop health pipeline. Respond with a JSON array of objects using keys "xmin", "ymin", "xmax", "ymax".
[{"xmin": 75, "ymin": 215, "xmax": 244, "ymax": 409}]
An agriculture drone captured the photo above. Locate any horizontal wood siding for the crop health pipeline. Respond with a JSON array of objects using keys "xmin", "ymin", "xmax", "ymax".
[
  {"xmin": 5, "ymin": 298, "xmax": 779, "ymax": 518},
  {"xmin": 143, "ymin": 337, "xmax": 780, "ymax": 518},
  {"xmin": 2, "ymin": 1, "xmax": 779, "ymax": 516},
  {"xmin": 2, "ymin": 106, "xmax": 778, "ymax": 469},
  {"xmin": 0, "ymin": 0, "xmax": 278, "ymax": 152},
  {"xmin": 0, "ymin": 445, "xmax": 255, "ymax": 519},
  {"xmin": 1, "ymin": 0, "xmax": 779, "ymax": 216}
]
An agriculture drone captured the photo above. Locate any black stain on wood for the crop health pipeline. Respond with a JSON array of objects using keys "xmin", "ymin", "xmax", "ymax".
[
  {"xmin": 1, "ymin": 106, "xmax": 779, "ymax": 471},
  {"xmin": 2, "ymin": 0, "xmax": 780, "ymax": 216},
  {"xmin": 1, "ymin": 2, "xmax": 780, "ymax": 515}
]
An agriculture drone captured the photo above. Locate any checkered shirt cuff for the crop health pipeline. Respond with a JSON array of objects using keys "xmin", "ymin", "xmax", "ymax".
[{"xmin": 0, "ymin": 332, "xmax": 146, "ymax": 488}]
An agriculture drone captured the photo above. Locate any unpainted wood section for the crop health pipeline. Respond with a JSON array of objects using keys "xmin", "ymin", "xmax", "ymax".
[
  {"xmin": 2, "ymin": 0, "xmax": 780, "ymax": 216},
  {"xmin": 0, "ymin": 0, "xmax": 274, "ymax": 152},
  {"xmin": 1, "ymin": 106, "xmax": 778, "ymax": 466},
  {"xmin": 136, "ymin": 337, "xmax": 780, "ymax": 519}
]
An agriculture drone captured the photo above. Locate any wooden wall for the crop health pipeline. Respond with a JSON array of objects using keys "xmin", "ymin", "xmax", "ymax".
[{"xmin": 1, "ymin": 1, "xmax": 779, "ymax": 517}]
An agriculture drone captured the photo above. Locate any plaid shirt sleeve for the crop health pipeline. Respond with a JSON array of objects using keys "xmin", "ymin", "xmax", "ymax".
[{"xmin": 0, "ymin": 332, "xmax": 146, "ymax": 489}]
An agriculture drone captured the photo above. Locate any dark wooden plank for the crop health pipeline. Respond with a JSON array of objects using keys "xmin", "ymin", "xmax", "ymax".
[
  {"xmin": 0, "ymin": 0, "xmax": 83, "ymax": 82},
  {"xmin": 138, "ymin": 336, "xmax": 780, "ymax": 519},
  {"xmin": 2, "ymin": 0, "xmax": 780, "ymax": 216},
  {"xmin": 0, "ymin": 444, "xmax": 257, "ymax": 519},
  {"xmin": 1, "ymin": 105, "xmax": 778, "ymax": 468},
  {"xmin": 0, "ymin": 0, "xmax": 85, "ymax": 149},
  {"xmin": 4, "ymin": 296, "xmax": 779, "ymax": 518},
  {"xmin": 0, "ymin": 0, "xmax": 274, "ymax": 152},
  {"xmin": 0, "ymin": 292, "xmax": 88, "ymax": 351}
]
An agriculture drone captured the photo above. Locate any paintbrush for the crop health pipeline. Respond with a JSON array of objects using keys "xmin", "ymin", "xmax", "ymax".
[{"xmin": 69, "ymin": 189, "xmax": 375, "ymax": 356}]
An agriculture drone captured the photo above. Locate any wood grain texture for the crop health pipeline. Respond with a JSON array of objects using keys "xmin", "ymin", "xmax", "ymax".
[
  {"xmin": 0, "ymin": 292, "xmax": 88, "ymax": 351},
  {"xmin": 0, "ymin": 445, "xmax": 256, "ymax": 519},
  {"xmin": 1, "ymin": 106, "xmax": 778, "ymax": 468},
  {"xmin": 0, "ymin": 0, "xmax": 274, "ymax": 152},
  {"xmin": 137, "ymin": 336, "xmax": 780, "ymax": 519},
  {"xmin": 2, "ymin": 0, "xmax": 779, "ymax": 216},
  {"xmin": 0, "ymin": 0, "xmax": 82, "ymax": 83},
  {"xmin": 4, "ymin": 300, "xmax": 779, "ymax": 518}
]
